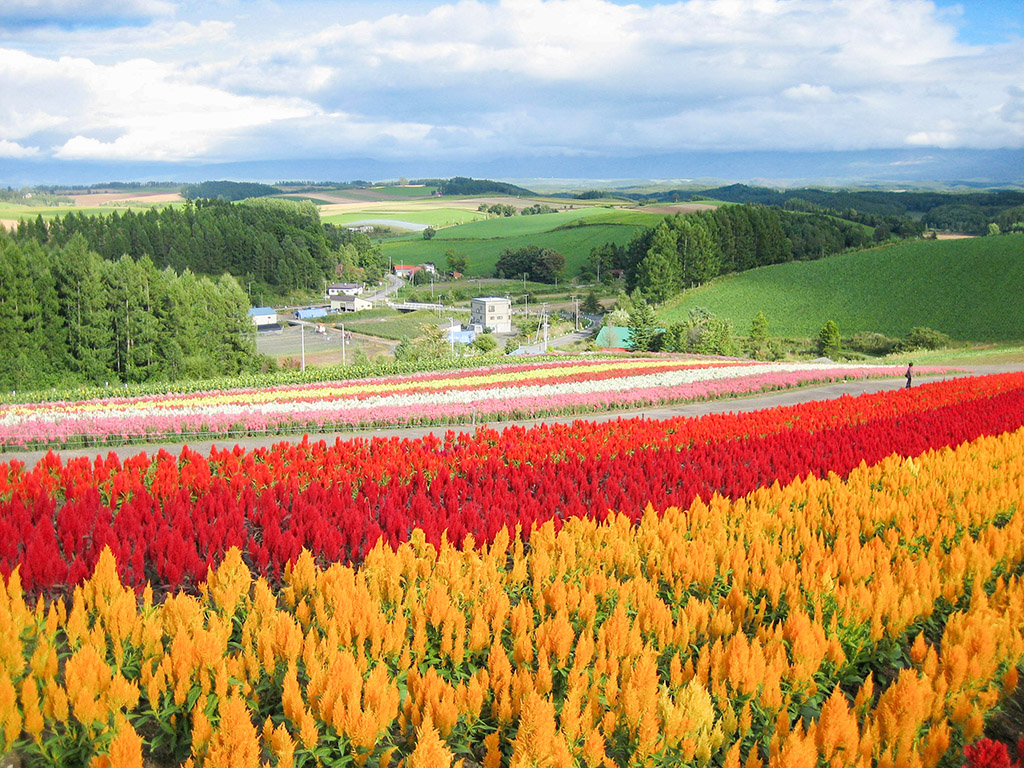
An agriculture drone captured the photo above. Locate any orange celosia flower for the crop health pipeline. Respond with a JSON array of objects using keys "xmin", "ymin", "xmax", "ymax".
[
  {"xmin": 407, "ymin": 716, "xmax": 455, "ymax": 768},
  {"xmin": 483, "ymin": 732, "xmax": 502, "ymax": 768},
  {"xmin": 107, "ymin": 715, "xmax": 145, "ymax": 768},
  {"xmin": 816, "ymin": 686, "xmax": 859, "ymax": 762},
  {"xmin": 204, "ymin": 695, "xmax": 261, "ymax": 768},
  {"xmin": 511, "ymin": 692, "xmax": 570, "ymax": 768},
  {"xmin": 19, "ymin": 676, "xmax": 43, "ymax": 741},
  {"xmin": 264, "ymin": 720, "xmax": 296, "ymax": 768}
]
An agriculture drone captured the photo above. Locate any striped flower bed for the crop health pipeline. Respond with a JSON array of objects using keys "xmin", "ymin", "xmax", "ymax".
[{"xmin": 0, "ymin": 358, "xmax": 941, "ymax": 449}]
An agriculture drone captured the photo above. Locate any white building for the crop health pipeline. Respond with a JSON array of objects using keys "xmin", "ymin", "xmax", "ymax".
[
  {"xmin": 247, "ymin": 306, "xmax": 277, "ymax": 326},
  {"xmin": 327, "ymin": 282, "xmax": 363, "ymax": 298},
  {"xmin": 331, "ymin": 295, "xmax": 372, "ymax": 313},
  {"xmin": 470, "ymin": 297, "xmax": 513, "ymax": 333}
]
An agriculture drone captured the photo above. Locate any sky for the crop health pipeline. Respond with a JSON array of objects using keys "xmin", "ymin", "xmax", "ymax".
[{"xmin": 0, "ymin": 0, "xmax": 1022, "ymax": 182}]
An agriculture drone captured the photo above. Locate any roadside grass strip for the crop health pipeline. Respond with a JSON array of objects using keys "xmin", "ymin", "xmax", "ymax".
[{"xmin": 0, "ymin": 359, "xmax": 944, "ymax": 449}]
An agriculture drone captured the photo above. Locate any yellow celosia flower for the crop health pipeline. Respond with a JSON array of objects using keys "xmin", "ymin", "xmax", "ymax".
[
  {"xmin": 265, "ymin": 720, "xmax": 296, "ymax": 768},
  {"xmin": 107, "ymin": 715, "xmax": 145, "ymax": 768},
  {"xmin": 407, "ymin": 716, "xmax": 455, "ymax": 768},
  {"xmin": 19, "ymin": 676, "xmax": 43, "ymax": 741},
  {"xmin": 204, "ymin": 695, "xmax": 261, "ymax": 768}
]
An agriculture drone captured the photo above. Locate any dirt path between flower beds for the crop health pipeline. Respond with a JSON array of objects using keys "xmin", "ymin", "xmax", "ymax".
[{"xmin": 6, "ymin": 365, "xmax": 1022, "ymax": 468}]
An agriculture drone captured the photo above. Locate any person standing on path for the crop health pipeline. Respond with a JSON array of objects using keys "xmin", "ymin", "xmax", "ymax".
[{"xmin": 905, "ymin": 362, "xmax": 914, "ymax": 389}]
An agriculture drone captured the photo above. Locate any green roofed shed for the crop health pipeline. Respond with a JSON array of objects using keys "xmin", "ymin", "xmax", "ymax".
[{"xmin": 595, "ymin": 325, "xmax": 632, "ymax": 350}]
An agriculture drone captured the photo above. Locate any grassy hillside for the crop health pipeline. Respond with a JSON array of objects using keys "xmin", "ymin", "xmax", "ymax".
[
  {"xmin": 383, "ymin": 208, "xmax": 656, "ymax": 276},
  {"xmin": 0, "ymin": 201, "xmax": 180, "ymax": 223},
  {"xmin": 657, "ymin": 235, "xmax": 1024, "ymax": 342},
  {"xmin": 426, "ymin": 208, "xmax": 606, "ymax": 239},
  {"xmin": 321, "ymin": 208, "xmax": 485, "ymax": 228},
  {"xmin": 341, "ymin": 309, "xmax": 457, "ymax": 340}
]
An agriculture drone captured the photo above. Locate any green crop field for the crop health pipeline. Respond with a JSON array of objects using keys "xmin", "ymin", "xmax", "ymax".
[
  {"xmin": 424, "ymin": 208, "xmax": 608, "ymax": 240},
  {"xmin": 384, "ymin": 220, "xmax": 648, "ymax": 276},
  {"xmin": 657, "ymin": 235, "xmax": 1024, "ymax": 342},
  {"xmin": 341, "ymin": 308, "xmax": 462, "ymax": 340},
  {"xmin": 321, "ymin": 208, "xmax": 486, "ymax": 228},
  {"xmin": 382, "ymin": 208, "xmax": 658, "ymax": 276},
  {"xmin": 578, "ymin": 209, "xmax": 669, "ymax": 228},
  {"xmin": 368, "ymin": 185, "xmax": 439, "ymax": 197},
  {"xmin": 0, "ymin": 201, "xmax": 182, "ymax": 224}
]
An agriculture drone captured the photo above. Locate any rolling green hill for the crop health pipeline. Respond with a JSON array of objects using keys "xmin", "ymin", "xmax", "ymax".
[
  {"xmin": 657, "ymin": 235, "xmax": 1024, "ymax": 342},
  {"xmin": 383, "ymin": 208, "xmax": 656, "ymax": 276}
]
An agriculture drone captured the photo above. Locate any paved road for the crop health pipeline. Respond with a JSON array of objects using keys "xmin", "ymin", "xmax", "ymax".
[{"xmin": 5, "ymin": 364, "xmax": 1019, "ymax": 468}]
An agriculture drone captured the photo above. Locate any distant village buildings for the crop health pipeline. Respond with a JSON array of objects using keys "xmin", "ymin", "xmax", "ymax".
[
  {"xmin": 393, "ymin": 263, "xmax": 437, "ymax": 280},
  {"xmin": 470, "ymin": 297, "xmax": 512, "ymax": 333},
  {"xmin": 247, "ymin": 306, "xmax": 280, "ymax": 333},
  {"xmin": 393, "ymin": 264, "xmax": 422, "ymax": 280},
  {"xmin": 327, "ymin": 282, "xmax": 364, "ymax": 298},
  {"xmin": 332, "ymin": 295, "xmax": 372, "ymax": 313}
]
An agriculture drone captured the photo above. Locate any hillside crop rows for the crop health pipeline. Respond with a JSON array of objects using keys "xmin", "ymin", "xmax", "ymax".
[
  {"xmin": 1, "ymin": 373, "xmax": 1024, "ymax": 766},
  {"xmin": 658, "ymin": 235, "xmax": 1024, "ymax": 341},
  {"xmin": 382, "ymin": 209, "xmax": 653, "ymax": 275}
]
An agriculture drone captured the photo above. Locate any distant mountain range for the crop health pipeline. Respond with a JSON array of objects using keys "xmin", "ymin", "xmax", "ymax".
[{"xmin": 1, "ymin": 148, "xmax": 1021, "ymax": 189}]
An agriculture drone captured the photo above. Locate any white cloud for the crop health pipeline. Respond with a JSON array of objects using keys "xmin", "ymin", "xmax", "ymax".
[
  {"xmin": 0, "ymin": 139, "xmax": 39, "ymax": 158},
  {"xmin": 783, "ymin": 84, "xmax": 836, "ymax": 102},
  {"xmin": 0, "ymin": 47, "xmax": 317, "ymax": 161},
  {"xmin": 905, "ymin": 130, "xmax": 957, "ymax": 147},
  {"xmin": 2, "ymin": 0, "xmax": 1023, "ymax": 165}
]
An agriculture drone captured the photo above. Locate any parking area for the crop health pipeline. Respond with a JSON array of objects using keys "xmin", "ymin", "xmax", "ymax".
[{"xmin": 255, "ymin": 323, "xmax": 396, "ymax": 366}]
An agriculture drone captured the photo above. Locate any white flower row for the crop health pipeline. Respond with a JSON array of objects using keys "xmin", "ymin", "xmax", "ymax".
[{"xmin": 2, "ymin": 362, "xmax": 875, "ymax": 429}]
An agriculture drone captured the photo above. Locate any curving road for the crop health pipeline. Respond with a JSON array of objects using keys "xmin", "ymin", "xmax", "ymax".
[{"xmin": 3, "ymin": 364, "xmax": 1020, "ymax": 468}]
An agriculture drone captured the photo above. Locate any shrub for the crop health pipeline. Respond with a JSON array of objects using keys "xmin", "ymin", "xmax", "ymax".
[
  {"xmin": 471, "ymin": 334, "xmax": 498, "ymax": 354},
  {"xmin": 900, "ymin": 326, "xmax": 951, "ymax": 351},
  {"xmin": 818, "ymin": 320, "xmax": 841, "ymax": 358},
  {"xmin": 849, "ymin": 332, "xmax": 900, "ymax": 356}
]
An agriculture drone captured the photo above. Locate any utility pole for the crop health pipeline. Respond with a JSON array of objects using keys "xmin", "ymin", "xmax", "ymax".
[
  {"xmin": 340, "ymin": 321, "xmax": 346, "ymax": 366},
  {"xmin": 542, "ymin": 303, "xmax": 548, "ymax": 353},
  {"xmin": 300, "ymin": 324, "xmax": 305, "ymax": 371}
]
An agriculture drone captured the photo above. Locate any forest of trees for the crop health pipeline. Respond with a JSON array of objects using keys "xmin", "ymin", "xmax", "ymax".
[
  {"xmin": 13, "ymin": 198, "xmax": 387, "ymax": 293},
  {"xmin": 629, "ymin": 183, "xmax": 1024, "ymax": 236},
  {"xmin": 494, "ymin": 245, "xmax": 566, "ymax": 284},
  {"xmin": 624, "ymin": 204, "xmax": 873, "ymax": 302},
  {"xmin": 436, "ymin": 177, "xmax": 535, "ymax": 196},
  {"xmin": 181, "ymin": 180, "xmax": 279, "ymax": 201},
  {"xmin": 0, "ymin": 232, "xmax": 263, "ymax": 390}
]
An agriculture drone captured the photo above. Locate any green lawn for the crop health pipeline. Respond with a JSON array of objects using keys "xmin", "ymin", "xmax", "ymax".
[
  {"xmin": 0, "ymin": 201, "xmax": 182, "ymax": 224},
  {"xmin": 382, "ymin": 208, "xmax": 658, "ymax": 276},
  {"xmin": 341, "ymin": 309, "xmax": 461, "ymax": 340},
  {"xmin": 657, "ymin": 235, "xmax": 1024, "ymax": 342},
  {"xmin": 426, "ymin": 207, "xmax": 609, "ymax": 240},
  {"xmin": 321, "ymin": 208, "xmax": 486, "ymax": 228},
  {"xmin": 368, "ymin": 185, "xmax": 440, "ymax": 197},
  {"xmin": 385, "ymin": 222, "xmax": 645, "ymax": 276}
]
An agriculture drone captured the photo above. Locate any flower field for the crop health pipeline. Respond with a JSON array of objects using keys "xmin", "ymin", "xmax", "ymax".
[
  {"xmin": 0, "ymin": 358, "xmax": 939, "ymax": 450},
  {"xmin": 2, "ymin": 372, "xmax": 1024, "ymax": 767}
]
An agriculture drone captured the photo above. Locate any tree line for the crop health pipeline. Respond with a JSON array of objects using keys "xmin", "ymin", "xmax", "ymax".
[
  {"xmin": 13, "ymin": 197, "xmax": 387, "ymax": 294},
  {"xmin": 494, "ymin": 245, "xmax": 566, "ymax": 284},
  {"xmin": 622, "ymin": 204, "xmax": 874, "ymax": 303},
  {"xmin": 181, "ymin": 180, "xmax": 279, "ymax": 201},
  {"xmin": 0, "ymin": 232, "xmax": 265, "ymax": 391}
]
